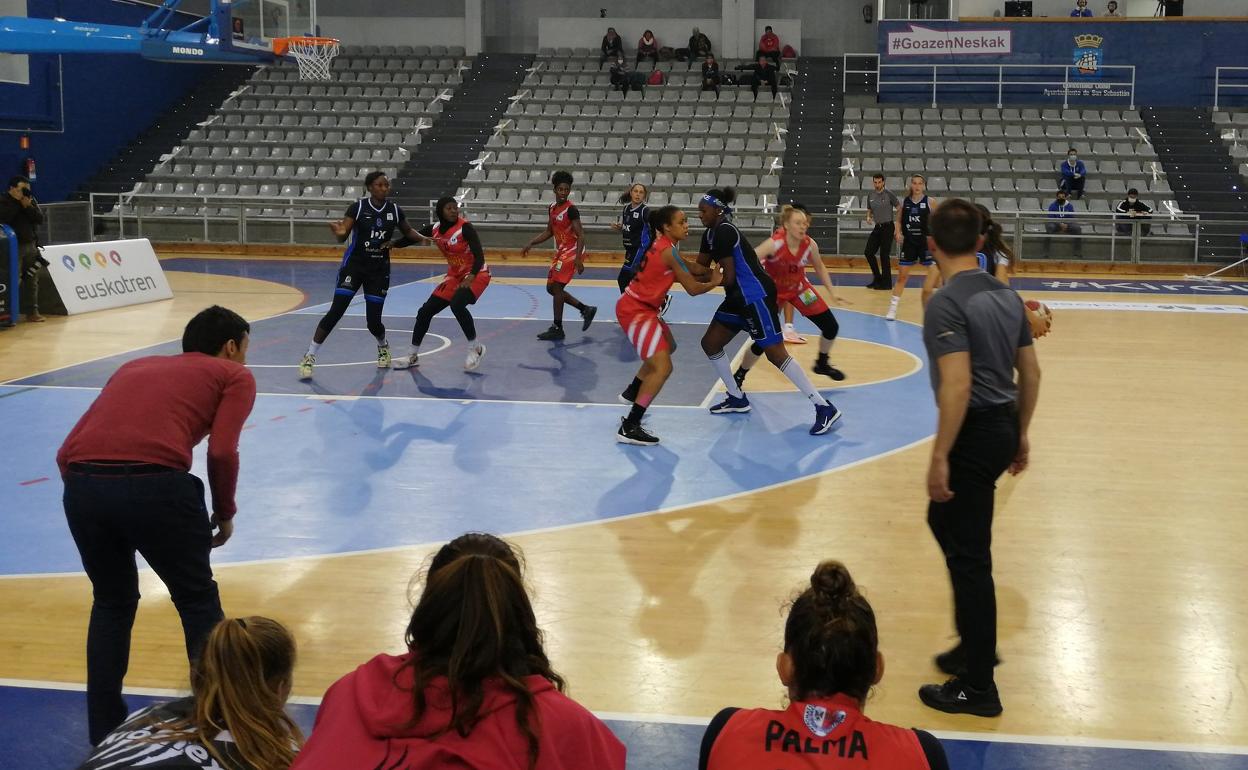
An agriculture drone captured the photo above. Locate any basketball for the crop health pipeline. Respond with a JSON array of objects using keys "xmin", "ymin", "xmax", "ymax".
[{"xmin": 1024, "ymin": 299, "xmax": 1053, "ymax": 338}]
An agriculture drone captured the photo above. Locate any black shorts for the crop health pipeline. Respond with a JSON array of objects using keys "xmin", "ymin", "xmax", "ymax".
[
  {"xmin": 899, "ymin": 235, "xmax": 933, "ymax": 266},
  {"xmin": 336, "ymin": 260, "xmax": 390, "ymax": 303},
  {"xmin": 712, "ymin": 295, "xmax": 783, "ymax": 347}
]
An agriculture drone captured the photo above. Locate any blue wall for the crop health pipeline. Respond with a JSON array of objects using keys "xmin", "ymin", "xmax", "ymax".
[
  {"xmin": 0, "ymin": 0, "xmax": 224, "ymax": 201},
  {"xmin": 876, "ymin": 20, "xmax": 1248, "ymax": 107}
]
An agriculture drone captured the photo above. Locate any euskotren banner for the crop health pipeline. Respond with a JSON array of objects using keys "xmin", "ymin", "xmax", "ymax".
[{"xmin": 44, "ymin": 238, "xmax": 173, "ymax": 314}]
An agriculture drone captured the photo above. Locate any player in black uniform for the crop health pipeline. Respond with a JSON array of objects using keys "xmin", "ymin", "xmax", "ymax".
[
  {"xmin": 686, "ymin": 188, "xmax": 841, "ymax": 436},
  {"xmin": 298, "ymin": 171, "xmax": 419, "ymax": 380},
  {"xmin": 887, "ymin": 174, "xmax": 939, "ymax": 321},
  {"xmin": 612, "ymin": 183, "xmax": 651, "ymax": 292}
]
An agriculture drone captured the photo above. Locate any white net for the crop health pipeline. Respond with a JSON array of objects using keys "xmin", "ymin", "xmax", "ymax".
[{"xmin": 286, "ymin": 37, "xmax": 339, "ymax": 81}]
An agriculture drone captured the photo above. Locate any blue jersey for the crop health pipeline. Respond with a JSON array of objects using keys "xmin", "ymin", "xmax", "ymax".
[
  {"xmin": 700, "ymin": 220, "xmax": 774, "ymax": 304},
  {"xmin": 621, "ymin": 203, "xmax": 650, "ymax": 250},
  {"xmin": 901, "ymin": 195, "xmax": 931, "ymax": 238},
  {"xmin": 343, "ymin": 197, "xmax": 405, "ymax": 266}
]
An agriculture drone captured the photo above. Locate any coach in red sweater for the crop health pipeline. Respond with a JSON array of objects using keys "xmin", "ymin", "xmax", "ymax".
[{"xmin": 57, "ymin": 305, "xmax": 256, "ymax": 746}]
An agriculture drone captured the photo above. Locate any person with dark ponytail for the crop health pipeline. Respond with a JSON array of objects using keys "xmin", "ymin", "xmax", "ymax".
[
  {"xmin": 616, "ymin": 205, "xmax": 723, "ymax": 445},
  {"xmin": 291, "ymin": 533, "xmax": 625, "ymax": 770},
  {"xmin": 921, "ymin": 202, "xmax": 1011, "ymax": 308},
  {"xmin": 694, "ymin": 188, "xmax": 843, "ymax": 436},
  {"xmin": 699, "ymin": 562, "xmax": 949, "ymax": 770},
  {"xmin": 610, "ymin": 182, "xmax": 651, "ymax": 293},
  {"xmin": 390, "ymin": 196, "xmax": 490, "ymax": 371},
  {"xmin": 79, "ymin": 616, "xmax": 303, "ymax": 769}
]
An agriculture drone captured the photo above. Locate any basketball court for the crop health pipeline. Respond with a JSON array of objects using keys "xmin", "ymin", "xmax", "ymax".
[{"xmin": 1, "ymin": 250, "xmax": 1247, "ymax": 768}]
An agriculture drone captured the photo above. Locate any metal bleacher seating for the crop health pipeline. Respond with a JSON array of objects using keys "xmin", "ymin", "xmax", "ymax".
[
  {"xmin": 839, "ymin": 106, "xmax": 1185, "ymax": 237},
  {"xmin": 457, "ymin": 51, "xmax": 796, "ymax": 229},
  {"xmin": 128, "ymin": 45, "xmax": 468, "ymax": 221}
]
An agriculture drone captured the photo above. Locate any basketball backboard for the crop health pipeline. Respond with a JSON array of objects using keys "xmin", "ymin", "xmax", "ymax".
[{"xmin": 222, "ymin": 0, "xmax": 317, "ymax": 58}]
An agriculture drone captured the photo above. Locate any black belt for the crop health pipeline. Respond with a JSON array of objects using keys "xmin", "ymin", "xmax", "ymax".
[
  {"xmin": 968, "ymin": 402, "xmax": 1018, "ymax": 417},
  {"xmin": 68, "ymin": 461, "xmax": 179, "ymax": 476}
]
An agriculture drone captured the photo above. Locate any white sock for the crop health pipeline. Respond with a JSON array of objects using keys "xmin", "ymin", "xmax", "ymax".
[
  {"xmin": 306, "ymin": 342, "xmax": 321, "ymax": 356},
  {"xmin": 889, "ymin": 295, "xmax": 900, "ymax": 306},
  {"xmin": 708, "ymin": 350, "xmax": 745, "ymax": 398},
  {"xmin": 409, "ymin": 345, "xmax": 420, "ymax": 358},
  {"xmin": 784, "ymin": 322, "xmax": 796, "ymax": 331},
  {"xmin": 819, "ymin": 336, "xmax": 834, "ymax": 356},
  {"xmin": 779, "ymin": 356, "xmax": 828, "ymax": 406}
]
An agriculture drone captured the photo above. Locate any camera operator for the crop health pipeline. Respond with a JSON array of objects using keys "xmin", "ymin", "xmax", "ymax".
[{"xmin": 0, "ymin": 176, "xmax": 47, "ymax": 322}]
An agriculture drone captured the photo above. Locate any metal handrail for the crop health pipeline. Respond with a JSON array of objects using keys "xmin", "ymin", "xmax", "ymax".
[
  {"xmin": 1214, "ymin": 67, "xmax": 1248, "ymax": 110},
  {"xmin": 842, "ymin": 55, "xmax": 1137, "ymax": 109}
]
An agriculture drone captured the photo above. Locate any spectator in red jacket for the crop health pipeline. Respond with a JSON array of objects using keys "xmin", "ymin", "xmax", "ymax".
[
  {"xmin": 291, "ymin": 533, "xmax": 626, "ymax": 770},
  {"xmin": 757, "ymin": 25, "xmax": 781, "ymax": 65}
]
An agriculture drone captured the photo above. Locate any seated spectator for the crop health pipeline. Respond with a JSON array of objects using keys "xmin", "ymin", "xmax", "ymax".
[
  {"xmin": 290, "ymin": 533, "xmax": 626, "ymax": 770},
  {"xmin": 757, "ymin": 25, "xmax": 781, "ymax": 65},
  {"xmin": 637, "ymin": 29, "xmax": 659, "ymax": 68},
  {"xmin": 702, "ymin": 55, "xmax": 721, "ymax": 96},
  {"xmin": 1105, "ymin": 0, "xmax": 1123, "ymax": 15},
  {"xmin": 610, "ymin": 55, "xmax": 645, "ymax": 98},
  {"xmin": 736, "ymin": 56, "xmax": 779, "ymax": 100},
  {"xmin": 1045, "ymin": 189, "xmax": 1083, "ymax": 258},
  {"xmin": 1115, "ymin": 188, "xmax": 1153, "ymax": 236},
  {"xmin": 599, "ymin": 27, "xmax": 623, "ymax": 67},
  {"xmin": 686, "ymin": 27, "xmax": 712, "ymax": 67},
  {"xmin": 1059, "ymin": 148, "xmax": 1086, "ymax": 199},
  {"xmin": 78, "ymin": 617, "xmax": 303, "ymax": 770},
  {"xmin": 700, "ymin": 561, "xmax": 949, "ymax": 770},
  {"xmin": 1071, "ymin": 0, "xmax": 1094, "ymax": 15}
]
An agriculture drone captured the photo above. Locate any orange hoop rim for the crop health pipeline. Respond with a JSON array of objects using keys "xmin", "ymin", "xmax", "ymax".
[{"xmin": 273, "ymin": 36, "xmax": 340, "ymax": 57}]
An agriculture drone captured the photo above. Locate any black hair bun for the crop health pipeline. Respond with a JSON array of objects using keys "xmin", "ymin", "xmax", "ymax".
[{"xmin": 810, "ymin": 560, "xmax": 856, "ymax": 604}]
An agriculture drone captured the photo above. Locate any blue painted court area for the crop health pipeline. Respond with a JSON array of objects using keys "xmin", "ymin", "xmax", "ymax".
[
  {"xmin": 2, "ymin": 278, "xmax": 932, "ymax": 575},
  {"xmin": 3, "ymin": 684, "xmax": 1246, "ymax": 770}
]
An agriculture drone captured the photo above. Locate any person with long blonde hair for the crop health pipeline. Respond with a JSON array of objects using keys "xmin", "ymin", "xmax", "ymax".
[{"xmin": 79, "ymin": 616, "xmax": 303, "ymax": 769}]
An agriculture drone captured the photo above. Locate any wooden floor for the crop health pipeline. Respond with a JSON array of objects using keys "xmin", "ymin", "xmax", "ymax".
[{"xmin": 2, "ymin": 259, "xmax": 1246, "ymax": 748}]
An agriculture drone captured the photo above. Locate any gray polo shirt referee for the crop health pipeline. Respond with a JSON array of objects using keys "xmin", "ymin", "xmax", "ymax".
[
  {"xmin": 915, "ymin": 198, "xmax": 1041, "ymax": 719},
  {"xmin": 864, "ymin": 175, "xmax": 900, "ymax": 289}
]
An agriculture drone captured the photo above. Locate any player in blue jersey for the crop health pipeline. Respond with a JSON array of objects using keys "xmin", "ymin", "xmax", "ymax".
[
  {"xmin": 298, "ymin": 171, "xmax": 420, "ymax": 380},
  {"xmin": 691, "ymin": 188, "xmax": 841, "ymax": 436},
  {"xmin": 887, "ymin": 174, "xmax": 940, "ymax": 321},
  {"xmin": 611, "ymin": 182, "xmax": 651, "ymax": 292}
]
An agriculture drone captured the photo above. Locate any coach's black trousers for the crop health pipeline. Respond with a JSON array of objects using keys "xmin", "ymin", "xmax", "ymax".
[
  {"xmin": 927, "ymin": 404, "xmax": 1019, "ymax": 690},
  {"xmin": 64, "ymin": 465, "xmax": 223, "ymax": 745}
]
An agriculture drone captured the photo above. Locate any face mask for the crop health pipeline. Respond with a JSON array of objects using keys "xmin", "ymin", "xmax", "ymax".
[
  {"xmin": 1128, "ymin": 197, "xmax": 1137, "ymax": 203},
  {"xmin": 1068, "ymin": 155, "xmax": 1077, "ymax": 161}
]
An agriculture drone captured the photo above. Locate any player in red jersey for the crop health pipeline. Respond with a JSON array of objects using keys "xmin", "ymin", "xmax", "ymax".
[
  {"xmin": 615, "ymin": 206, "xmax": 723, "ymax": 445},
  {"xmin": 700, "ymin": 561, "xmax": 949, "ymax": 770},
  {"xmin": 734, "ymin": 205, "xmax": 847, "ymax": 387},
  {"xmin": 520, "ymin": 170, "xmax": 597, "ymax": 341},
  {"xmin": 390, "ymin": 197, "xmax": 490, "ymax": 371}
]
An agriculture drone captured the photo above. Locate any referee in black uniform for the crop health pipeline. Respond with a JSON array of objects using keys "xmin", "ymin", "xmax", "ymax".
[{"xmin": 916, "ymin": 199, "xmax": 1041, "ymax": 718}]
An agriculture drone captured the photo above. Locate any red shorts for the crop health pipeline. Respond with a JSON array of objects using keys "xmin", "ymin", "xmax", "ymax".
[
  {"xmin": 547, "ymin": 253, "xmax": 578, "ymax": 285},
  {"xmin": 616, "ymin": 295, "xmax": 673, "ymax": 360},
  {"xmin": 777, "ymin": 281, "xmax": 830, "ymax": 317},
  {"xmin": 432, "ymin": 270, "xmax": 491, "ymax": 302}
]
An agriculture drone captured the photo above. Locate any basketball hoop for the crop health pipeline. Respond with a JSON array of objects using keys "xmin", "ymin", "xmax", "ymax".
[{"xmin": 274, "ymin": 36, "xmax": 340, "ymax": 81}]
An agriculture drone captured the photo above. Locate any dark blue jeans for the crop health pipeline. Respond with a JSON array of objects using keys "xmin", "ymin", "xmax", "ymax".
[
  {"xmin": 927, "ymin": 404, "xmax": 1020, "ymax": 690},
  {"xmin": 64, "ymin": 467, "xmax": 223, "ymax": 745}
]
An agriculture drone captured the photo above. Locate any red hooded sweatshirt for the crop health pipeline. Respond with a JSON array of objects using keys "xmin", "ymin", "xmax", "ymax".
[{"xmin": 291, "ymin": 653, "xmax": 626, "ymax": 770}]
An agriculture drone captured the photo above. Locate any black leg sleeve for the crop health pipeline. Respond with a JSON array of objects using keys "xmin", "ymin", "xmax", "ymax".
[
  {"xmin": 449, "ymin": 288, "xmax": 478, "ymax": 341},
  {"xmin": 810, "ymin": 310, "xmax": 840, "ymax": 341},
  {"xmin": 316, "ymin": 292, "xmax": 354, "ymax": 337},
  {"xmin": 411, "ymin": 296, "xmax": 449, "ymax": 346}
]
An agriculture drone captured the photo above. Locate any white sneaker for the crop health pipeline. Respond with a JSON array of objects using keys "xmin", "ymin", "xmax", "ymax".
[
  {"xmin": 376, "ymin": 344, "xmax": 392, "ymax": 369},
  {"xmin": 298, "ymin": 354, "xmax": 315, "ymax": 380},
  {"xmin": 885, "ymin": 306, "xmax": 897, "ymax": 321},
  {"xmin": 392, "ymin": 353, "xmax": 419, "ymax": 370},
  {"xmin": 465, "ymin": 342, "xmax": 485, "ymax": 371}
]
